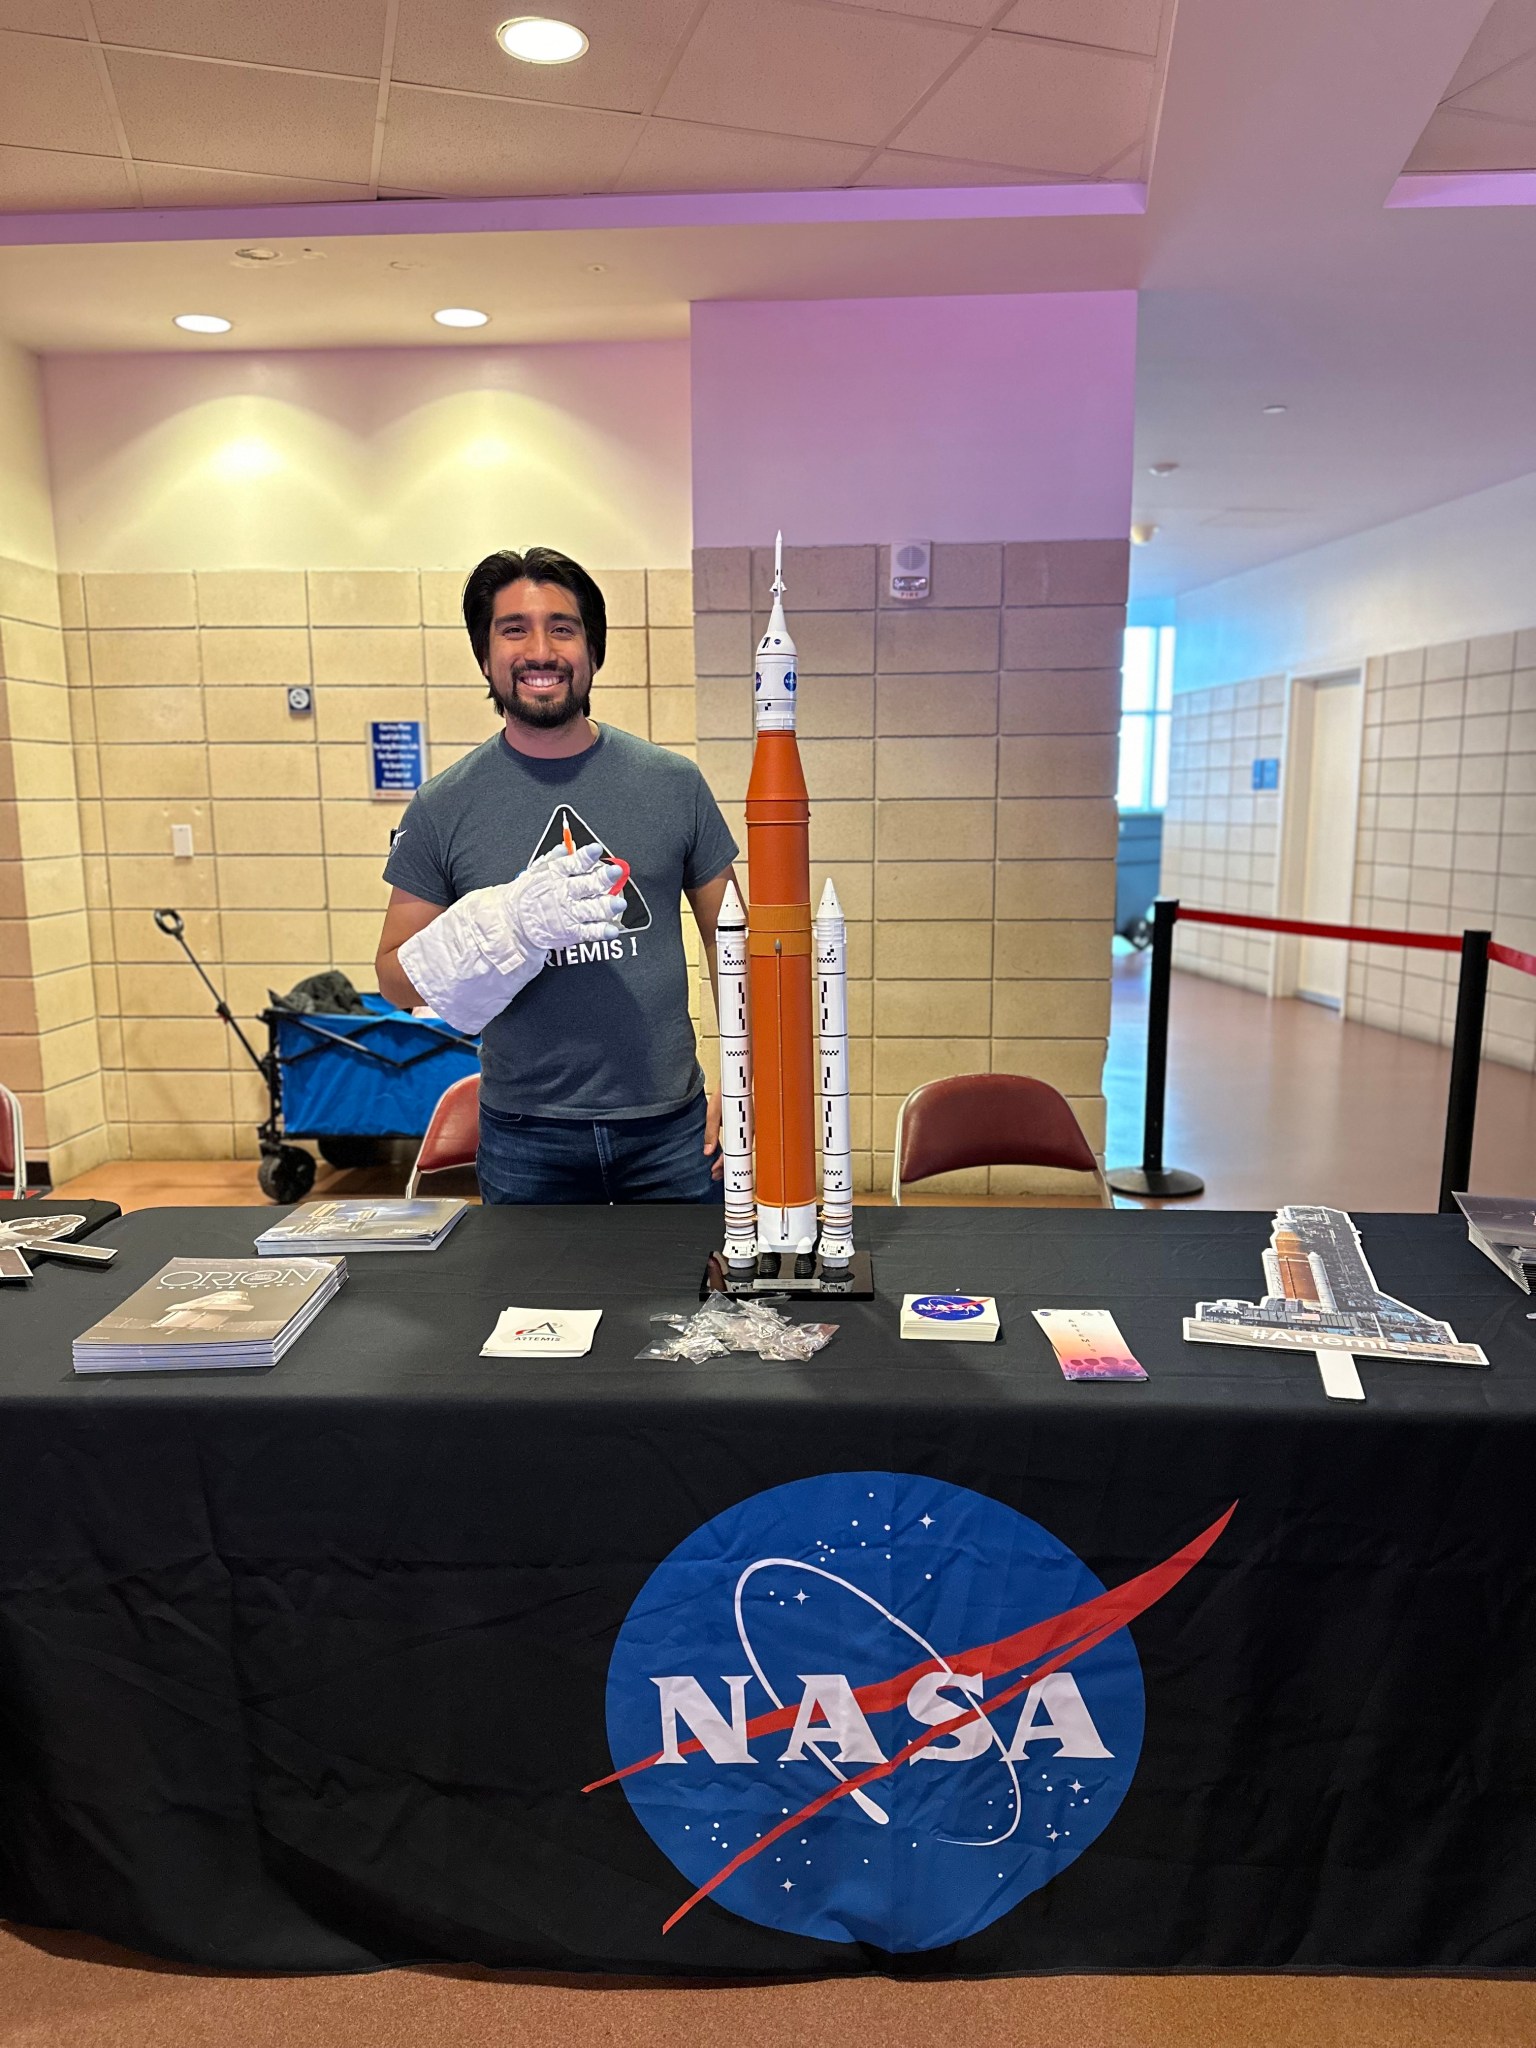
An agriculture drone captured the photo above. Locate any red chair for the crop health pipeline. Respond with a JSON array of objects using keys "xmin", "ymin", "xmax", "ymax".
[
  {"xmin": 0, "ymin": 1081, "xmax": 26, "ymax": 1200},
  {"xmin": 406, "ymin": 1075, "xmax": 481, "ymax": 1197},
  {"xmin": 891, "ymin": 1073, "xmax": 1111, "ymax": 1207}
]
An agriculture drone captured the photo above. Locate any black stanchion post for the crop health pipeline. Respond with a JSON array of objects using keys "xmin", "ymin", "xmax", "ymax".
[
  {"xmin": 1437, "ymin": 928, "xmax": 1491, "ymax": 1214},
  {"xmin": 1107, "ymin": 896, "xmax": 1205, "ymax": 1200}
]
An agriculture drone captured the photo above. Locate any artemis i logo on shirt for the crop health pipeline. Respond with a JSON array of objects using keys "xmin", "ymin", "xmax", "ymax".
[{"xmin": 530, "ymin": 803, "xmax": 652, "ymax": 966}]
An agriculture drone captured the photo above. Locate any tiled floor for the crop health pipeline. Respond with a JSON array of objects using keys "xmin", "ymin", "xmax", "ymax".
[
  {"xmin": 1104, "ymin": 951, "xmax": 1536, "ymax": 1211},
  {"xmin": 4, "ymin": 1921, "xmax": 1535, "ymax": 2048}
]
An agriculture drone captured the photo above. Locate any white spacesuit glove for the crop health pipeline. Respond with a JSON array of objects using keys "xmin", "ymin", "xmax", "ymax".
[{"xmin": 397, "ymin": 840, "xmax": 627, "ymax": 1034}]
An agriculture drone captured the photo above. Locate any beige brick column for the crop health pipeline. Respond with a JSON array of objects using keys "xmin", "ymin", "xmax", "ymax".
[
  {"xmin": 0, "ymin": 555, "xmax": 107, "ymax": 1185},
  {"xmin": 693, "ymin": 539, "xmax": 1125, "ymax": 1196}
]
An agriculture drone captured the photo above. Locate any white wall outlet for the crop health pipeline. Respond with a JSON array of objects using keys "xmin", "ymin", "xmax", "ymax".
[
  {"xmin": 171, "ymin": 823, "xmax": 194, "ymax": 860},
  {"xmin": 889, "ymin": 540, "xmax": 931, "ymax": 602}
]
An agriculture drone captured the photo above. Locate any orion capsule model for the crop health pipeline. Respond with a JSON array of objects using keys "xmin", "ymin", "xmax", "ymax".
[{"xmin": 713, "ymin": 535, "xmax": 865, "ymax": 1292}]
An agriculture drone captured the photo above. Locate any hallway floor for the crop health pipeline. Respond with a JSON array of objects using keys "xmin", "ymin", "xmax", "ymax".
[{"xmin": 1104, "ymin": 951, "xmax": 1536, "ymax": 1212}]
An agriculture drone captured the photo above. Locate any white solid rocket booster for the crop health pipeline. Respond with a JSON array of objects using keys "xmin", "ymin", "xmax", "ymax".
[
  {"xmin": 714, "ymin": 876, "xmax": 757, "ymax": 1266},
  {"xmin": 814, "ymin": 878, "xmax": 854, "ymax": 1265}
]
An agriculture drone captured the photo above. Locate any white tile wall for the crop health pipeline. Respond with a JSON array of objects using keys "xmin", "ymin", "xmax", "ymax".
[
  {"xmin": 1349, "ymin": 633, "xmax": 1536, "ymax": 1070},
  {"xmin": 1162, "ymin": 676, "xmax": 1286, "ymax": 995},
  {"xmin": 1169, "ymin": 628, "xmax": 1536, "ymax": 1072}
]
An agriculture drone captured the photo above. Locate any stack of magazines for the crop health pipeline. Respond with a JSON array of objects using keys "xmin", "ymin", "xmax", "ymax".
[
  {"xmin": 1454, "ymin": 1192, "xmax": 1536, "ymax": 1293},
  {"xmin": 254, "ymin": 1198, "xmax": 468, "ymax": 1255},
  {"xmin": 73, "ymin": 1256, "xmax": 346, "ymax": 1374}
]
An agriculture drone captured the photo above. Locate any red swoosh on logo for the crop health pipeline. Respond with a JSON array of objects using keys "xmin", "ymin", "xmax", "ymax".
[{"xmin": 583, "ymin": 1504, "xmax": 1237, "ymax": 1932}]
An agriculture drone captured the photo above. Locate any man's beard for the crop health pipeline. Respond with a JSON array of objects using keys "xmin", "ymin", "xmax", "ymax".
[{"xmin": 493, "ymin": 663, "xmax": 591, "ymax": 730}]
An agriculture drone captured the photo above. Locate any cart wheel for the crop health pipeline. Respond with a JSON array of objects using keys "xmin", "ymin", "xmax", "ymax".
[
  {"xmin": 317, "ymin": 1136, "xmax": 381, "ymax": 1171},
  {"xmin": 258, "ymin": 1146, "xmax": 316, "ymax": 1205}
]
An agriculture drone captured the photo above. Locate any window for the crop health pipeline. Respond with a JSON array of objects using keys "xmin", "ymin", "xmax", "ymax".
[{"xmin": 1119, "ymin": 625, "xmax": 1174, "ymax": 811}]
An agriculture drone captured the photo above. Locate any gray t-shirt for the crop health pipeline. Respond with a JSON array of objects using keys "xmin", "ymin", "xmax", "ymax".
[{"xmin": 383, "ymin": 726, "xmax": 737, "ymax": 1119}]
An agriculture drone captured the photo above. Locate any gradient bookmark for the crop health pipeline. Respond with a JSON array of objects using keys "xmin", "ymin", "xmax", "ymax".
[{"xmin": 1033, "ymin": 1308, "xmax": 1148, "ymax": 1382}]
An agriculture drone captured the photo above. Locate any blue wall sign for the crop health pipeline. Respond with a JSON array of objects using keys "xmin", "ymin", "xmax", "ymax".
[
  {"xmin": 371, "ymin": 720, "xmax": 425, "ymax": 799},
  {"xmin": 1251, "ymin": 757, "xmax": 1280, "ymax": 791}
]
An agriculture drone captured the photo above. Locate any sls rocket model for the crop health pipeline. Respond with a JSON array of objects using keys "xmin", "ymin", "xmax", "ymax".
[{"xmin": 715, "ymin": 536, "xmax": 862, "ymax": 1286}]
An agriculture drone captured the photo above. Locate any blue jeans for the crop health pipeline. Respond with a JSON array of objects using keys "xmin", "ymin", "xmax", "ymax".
[{"xmin": 477, "ymin": 1093, "xmax": 724, "ymax": 1205}]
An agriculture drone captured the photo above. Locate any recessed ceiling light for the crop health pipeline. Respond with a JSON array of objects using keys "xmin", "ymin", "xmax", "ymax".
[
  {"xmin": 1147, "ymin": 460, "xmax": 1179, "ymax": 476},
  {"xmin": 1262, "ymin": 403, "xmax": 1288, "ymax": 415},
  {"xmin": 173, "ymin": 313, "xmax": 232, "ymax": 334},
  {"xmin": 234, "ymin": 246, "xmax": 280, "ymax": 262},
  {"xmin": 496, "ymin": 15, "xmax": 589, "ymax": 63},
  {"xmin": 1130, "ymin": 522, "xmax": 1159, "ymax": 545},
  {"xmin": 433, "ymin": 307, "xmax": 491, "ymax": 328}
]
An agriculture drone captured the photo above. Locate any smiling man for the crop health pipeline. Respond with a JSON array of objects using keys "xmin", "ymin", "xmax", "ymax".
[{"xmin": 375, "ymin": 546, "xmax": 738, "ymax": 1205}]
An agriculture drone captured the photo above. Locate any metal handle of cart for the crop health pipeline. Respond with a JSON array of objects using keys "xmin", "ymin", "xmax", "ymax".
[
  {"xmin": 154, "ymin": 908, "xmax": 271, "ymax": 1074},
  {"xmin": 155, "ymin": 908, "xmax": 302, "ymax": 1194}
]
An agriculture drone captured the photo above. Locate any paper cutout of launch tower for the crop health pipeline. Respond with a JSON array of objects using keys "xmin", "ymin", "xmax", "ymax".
[{"xmin": 710, "ymin": 537, "xmax": 870, "ymax": 1296}]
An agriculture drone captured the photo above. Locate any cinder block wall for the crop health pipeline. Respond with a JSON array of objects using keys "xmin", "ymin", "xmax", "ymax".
[
  {"xmin": 693, "ymin": 540, "xmax": 1125, "ymax": 1195},
  {"xmin": 59, "ymin": 565, "xmax": 696, "ymax": 1165},
  {"xmin": 5, "ymin": 543, "xmax": 1126, "ymax": 1183},
  {"xmin": 0, "ymin": 555, "xmax": 109, "ymax": 1183}
]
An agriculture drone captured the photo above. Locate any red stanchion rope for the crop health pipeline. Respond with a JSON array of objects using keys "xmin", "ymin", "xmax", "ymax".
[
  {"xmin": 1178, "ymin": 907, "xmax": 1461, "ymax": 953},
  {"xmin": 1180, "ymin": 906, "xmax": 1536, "ymax": 977},
  {"xmin": 1490, "ymin": 941, "xmax": 1536, "ymax": 979}
]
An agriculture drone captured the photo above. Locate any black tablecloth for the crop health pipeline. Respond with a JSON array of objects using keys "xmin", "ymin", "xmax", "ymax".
[{"xmin": 1, "ymin": 1204, "xmax": 1533, "ymax": 1976}]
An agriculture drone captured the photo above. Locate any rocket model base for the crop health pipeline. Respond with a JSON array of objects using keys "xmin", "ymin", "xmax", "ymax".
[{"xmin": 701, "ymin": 1248, "xmax": 874, "ymax": 1301}]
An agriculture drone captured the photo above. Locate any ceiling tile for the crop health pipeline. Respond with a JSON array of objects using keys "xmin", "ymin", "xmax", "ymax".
[
  {"xmin": 616, "ymin": 118, "xmax": 869, "ymax": 191},
  {"xmin": 892, "ymin": 34, "xmax": 1152, "ymax": 173},
  {"xmin": 0, "ymin": 31, "xmax": 121, "ymax": 157},
  {"xmin": 380, "ymin": 83, "xmax": 639, "ymax": 195},
  {"xmin": 0, "ymin": 144, "xmax": 132, "ymax": 209},
  {"xmin": 0, "ymin": 1, "xmax": 84, "ymax": 32},
  {"xmin": 656, "ymin": 0, "xmax": 967, "ymax": 146},
  {"xmin": 136, "ymin": 162, "xmax": 374, "ymax": 205},
  {"xmin": 995, "ymin": 0, "xmax": 1163, "ymax": 58},
  {"xmin": 853, "ymin": 149, "xmax": 1069, "ymax": 186},
  {"xmin": 1094, "ymin": 137, "xmax": 1144, "ymax": 177},
  {"xmin": 1405, "ymin": 105, "xmax": 1536, "ymax": 172},
  {"xmin": 1446, "ymin": 49, "xmax": 1536, "ymax": 121},
  {"xmin": 822, "ymin": 0, "xmax": 997, "ymax": 23},
  {"xmin": 90, "ymin": 0, "xmax": 388, "ymax": 78},
  {"xmin": 105, "ymin": 51, "xmax": 378, "ymax": 182},
  {"xmin": 1442, "ymin": 0, "xmax": 1536, "ymax": 101},
  {"xmin": 392, "ymin": 0, "xmax": 701, "ymax": 114}
]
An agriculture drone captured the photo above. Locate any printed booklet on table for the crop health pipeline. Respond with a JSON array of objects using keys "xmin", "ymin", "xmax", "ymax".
[
  {"xmin": 255, "ymin": 1199, "xmax": 467, "ymax": 1254},
  {"xmin": 73, "ymin": 1257, "xmax": 346, "ymax": 1373}
]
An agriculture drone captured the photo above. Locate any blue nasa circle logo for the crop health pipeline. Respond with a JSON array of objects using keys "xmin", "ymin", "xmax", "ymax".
[
  {"xmin": 912, "ymin": 1295, "xmax": 985, "ymax": 1320},
  {"xmin": 601, "ymin": 1472, "xmax": 1146, "ymax": 1951}
]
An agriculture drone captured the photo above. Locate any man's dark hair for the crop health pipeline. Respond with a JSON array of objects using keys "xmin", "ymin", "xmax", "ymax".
[{"xmin": 462, "ymin": 546, "xmax": 608, "ymax": 676}]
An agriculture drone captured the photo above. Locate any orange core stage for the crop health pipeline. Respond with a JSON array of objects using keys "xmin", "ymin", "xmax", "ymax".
[{"xmin": 745, "ymin": 731, "xmax": 817, "ymax": 1223}]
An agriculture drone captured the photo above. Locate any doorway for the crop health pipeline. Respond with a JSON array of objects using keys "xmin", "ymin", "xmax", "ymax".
[{"xmin": 1275, "ymin": 670, "xmax": 1365, "ymax": 1011}]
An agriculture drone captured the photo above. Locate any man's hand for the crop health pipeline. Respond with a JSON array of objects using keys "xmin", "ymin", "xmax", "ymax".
[{"xmin": 704, "ymin": 1088, "xmax": 724, "ymax": 1179}]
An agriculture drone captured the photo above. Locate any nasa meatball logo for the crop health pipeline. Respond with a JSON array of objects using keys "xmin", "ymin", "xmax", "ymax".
[
  {"xmin": 589, "ymin": 1473, "xmax": 1233, "ymax": 1951},
  {"xmin": 911, "ymin": 1295, "xmax": 986, "ymax": 1321}
]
